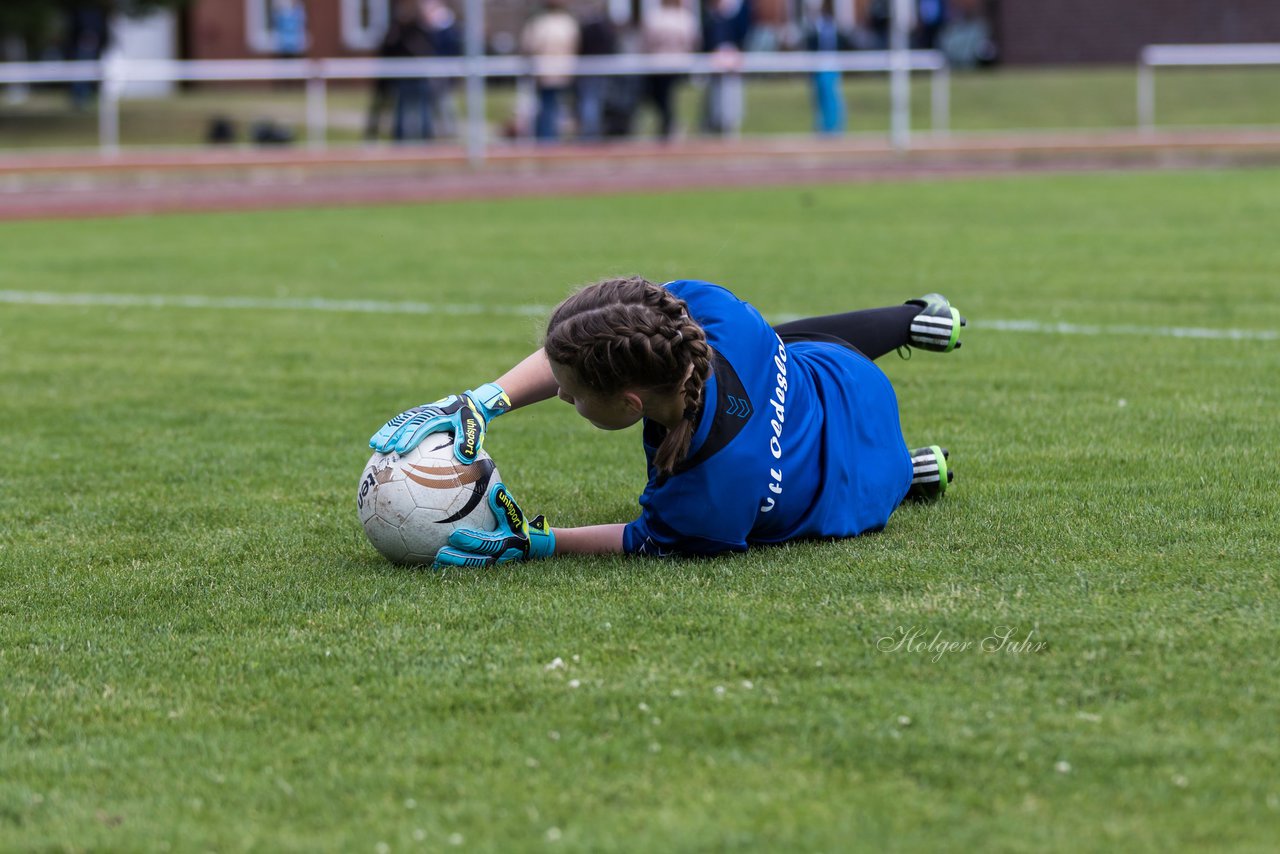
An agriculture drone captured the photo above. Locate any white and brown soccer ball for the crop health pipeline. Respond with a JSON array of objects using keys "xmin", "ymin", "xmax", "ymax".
[{"xmin": 357, "ymin": 432, "xmax": 499, "ymax": 565}]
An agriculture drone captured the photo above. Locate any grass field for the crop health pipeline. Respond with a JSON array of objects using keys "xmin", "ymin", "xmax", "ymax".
[
  {"xmin": 3, "ymin": 64, "xmax": 1280, "ymax": 149},
  {"xmin": 2, "ymin": 168, "xmax": 1280, "ymax": 851}
]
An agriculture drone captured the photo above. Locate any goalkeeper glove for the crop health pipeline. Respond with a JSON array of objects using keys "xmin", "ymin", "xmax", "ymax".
[
  {"xmin": 434, "ymin": 482, "xmax": 555, "ymax": 568},
  {"xmin": 369, "ymin": 382, "xmax": 511, "ymax": 462}
]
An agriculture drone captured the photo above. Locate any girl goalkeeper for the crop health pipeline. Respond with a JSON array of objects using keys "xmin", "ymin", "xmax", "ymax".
[{"xmin": 369, "ymin": 278, "xmax": 964, "ymax": 566}]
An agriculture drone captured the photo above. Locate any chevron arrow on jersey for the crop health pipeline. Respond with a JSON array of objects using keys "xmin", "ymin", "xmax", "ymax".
[{"xmin": 725, "ymin": 395, "xmax": 752, "ymax": 418}]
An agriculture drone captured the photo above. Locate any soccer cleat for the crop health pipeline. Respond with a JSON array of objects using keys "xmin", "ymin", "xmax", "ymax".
[
  {"xmin": 906, "ymin": 445, "xmax": 953, "ymax": 501},
  {"xmin": 906, "ymin": 293, "xmax": 966, "ymax": 353}
]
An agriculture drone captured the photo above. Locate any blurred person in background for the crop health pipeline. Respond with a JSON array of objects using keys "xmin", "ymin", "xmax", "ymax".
[
  {"xmin": 272, "ymin": 0, "xmax": 308, "ymax": 58},
  {"xmin": 939, "ymin": 0, "xmax": 996, "ymax": 68},
  {"xmin": 641, "ymin": 0, "xmax": 699, "ymax": 141},
  {"xmin": 701, "ymin": 0, "xmax": 752, "ymax": 137},
  {"xmin": 915, "ymin": 0, "xmax": 948, "ymax": 49},
  {"xmin": 65, "ymin": 3, "xmax": 109, "ymax": 110},
  {"xmin": 3, "ymin": 34, "xmax": 30, "ymax": 106},
  {"xmin": 866, "ymin": 0, "xmax": 890, "ymax": 50},
  {"xmin": 385, "ymin": 0, "xmax": 436, "ymax": 142},
  {"xmin": 365, "ymin": 2, "xmax": 403, "ymax": 141},
  {"xmin": 575, "ymin": 1, "xmax": 618, "ymax": 142},
  {"xmin": 803, "ymin": 0, "xmax": 851, "ymax": 136},
  {"xmin": 423, "ymin": 0, "xmax": 462, "ymax": 138},
  {"xmin": 521, "ymin": 0, "xmax": 581, "ymax": 142}
]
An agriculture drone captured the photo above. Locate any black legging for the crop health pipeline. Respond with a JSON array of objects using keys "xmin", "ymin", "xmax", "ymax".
[
  {"xmin": 645, "ymin": 74, "xmax": 679, "ymax": 139},
  {"xmin": 773, "ymin": 305, "xmax": 919, "ymax": 361}
]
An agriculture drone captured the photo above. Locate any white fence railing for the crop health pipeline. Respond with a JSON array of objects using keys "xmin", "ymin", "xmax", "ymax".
[
  {"xmin": 1138, "ymin": 42, "xmax": 1280, "ymax": 130},
  {"xmin": 0, "ymin": 51, "xmax": 950, "ymax": 160}
]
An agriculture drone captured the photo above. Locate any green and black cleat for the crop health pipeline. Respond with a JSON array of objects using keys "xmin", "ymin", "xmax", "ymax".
[
  {"xmin": 906, "ymin": 293, "xmax": 966, "ymax": 353},
  {"xmin": 906, "ymin": 445, "xmax": 953, "ymax": 501}
]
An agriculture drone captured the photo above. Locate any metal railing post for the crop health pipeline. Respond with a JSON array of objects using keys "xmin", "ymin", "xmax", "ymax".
[
  {"xmin": 1137, "ymin": 60, "xmax": 1155, "ymax": 131},
  {"xmin": 306, "ymin": 66, "xmax": 328, "ymax": 149},
  {"xmin": 98, "ymin": 60, "xmax": 121, "ymax": 156},
  {"xmin": 931, "ymin": 64, "xmax": 950, "ymax": 135},
  {"xmin": 889, "ymin": 0, "xmax": 912, "ymax": 150},
  {"xmin": 463, "ymin": 0, "xmax": 487, "ymax": 165}
]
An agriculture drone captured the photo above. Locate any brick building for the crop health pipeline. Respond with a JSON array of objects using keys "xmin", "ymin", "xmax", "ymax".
[
  {"xmin": 995, "ymin": 0, "xmax": 1280, "ymax": 65},
  {"xmin": 183, "ymin": 0, "xmax": 1280, "ymax": 64}
]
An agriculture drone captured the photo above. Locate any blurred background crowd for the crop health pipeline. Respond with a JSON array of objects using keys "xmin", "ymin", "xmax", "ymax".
[
  {"xmin": 1, "ymin": 0, "xmax": 1277, "ymax": 148},
  {"xmin": 0, "ymin": 0, "xmax": 997, "ymax": 144}
]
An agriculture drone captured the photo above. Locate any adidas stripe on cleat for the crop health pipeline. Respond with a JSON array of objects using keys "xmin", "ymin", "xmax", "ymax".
[
  {"xmin": 906, "ymin": 293, "xmax": 966, "ymax": 353},
  {"xmin": 906, "ymin": 445, "xmax": 953, "ymax": 501}
]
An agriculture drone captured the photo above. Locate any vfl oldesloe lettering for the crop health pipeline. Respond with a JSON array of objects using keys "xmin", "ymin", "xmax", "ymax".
[{"xmin": 760, "ymin": 335, "xmax": 788, "ymax": 513}]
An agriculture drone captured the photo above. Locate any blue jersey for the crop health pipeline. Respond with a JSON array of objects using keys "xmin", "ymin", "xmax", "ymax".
[{"xmin": 622, "ymin": 280, "xmax": 913, "ymax": 556}]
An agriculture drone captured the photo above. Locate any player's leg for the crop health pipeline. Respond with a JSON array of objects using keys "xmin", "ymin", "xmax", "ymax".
[
  {"xmin": 904, "ymin": 445, "xmax": 952, "ymax": 501},
  {"xmin": 775, "ymin": 305, "xmax": 917, "ymax": 360},
  {"xmin": 773, "ymin": 294, "xmax": 966, "ymax": 360}
]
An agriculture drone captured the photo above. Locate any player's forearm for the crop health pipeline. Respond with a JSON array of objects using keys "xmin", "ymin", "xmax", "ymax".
[
  {"xmin": 550, "ymin": 524, "xmax": 626, "ymax": 555},
  {"xmin": 495, "ymin": 349, "xmax": 558, "ymax": 411}
]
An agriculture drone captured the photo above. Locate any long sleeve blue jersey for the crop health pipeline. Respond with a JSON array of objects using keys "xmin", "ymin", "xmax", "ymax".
[{"xmin": 622, "ymin": 281, "xmax": 913, "ymax": 556}]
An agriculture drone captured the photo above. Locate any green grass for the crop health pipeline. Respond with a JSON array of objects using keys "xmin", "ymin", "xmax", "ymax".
[
  {"xmin": 2, "ymin": 168, "xmax": 1280, "ymax": 851},
  {"xmin": 3, "ymin": 64, "xmax": 1280, "ymax": 149}
]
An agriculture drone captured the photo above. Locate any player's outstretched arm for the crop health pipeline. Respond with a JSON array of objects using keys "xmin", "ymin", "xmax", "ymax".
[
  {"xmin": 495, "ymin": 348, "xmax": 559, "ymax": 409},
  {"xmin": 549, "ymin": 524, "xmax": 626, "ymax": 555},
  {"xmin": 369, "ymin": 349, "xmax": 558, "ymax": 460}
]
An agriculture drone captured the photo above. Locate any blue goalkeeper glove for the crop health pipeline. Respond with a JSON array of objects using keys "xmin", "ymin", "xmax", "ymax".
[
  {"xmin": 369, "ymin": 382, "xmax": 511, "ymax": 462},
  {"xmin": 434, "ymin": 482, "xmax": 556, "ymax": 568}
]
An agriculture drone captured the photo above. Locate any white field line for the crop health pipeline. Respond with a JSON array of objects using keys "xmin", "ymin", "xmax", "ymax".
[
  {"xmin": 1, "ymin": 290, "xmax": 1277, "ymax": 342},
  {"xmin": 974, "ymin": 317, "xmax": 1278, "ymax": 342},
  {"xmin": 0, "ymin": 289, "xmax": 553, "ymax": 318}
]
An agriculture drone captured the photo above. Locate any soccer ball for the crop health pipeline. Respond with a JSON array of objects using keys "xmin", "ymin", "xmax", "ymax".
[{"xmin": 357, "ymin": 432, "xmax": 499, "ymax": 565}]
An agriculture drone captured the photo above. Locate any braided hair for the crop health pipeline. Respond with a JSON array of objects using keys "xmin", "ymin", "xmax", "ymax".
[{"xmin": 544, "ymin": 277, "xmax": 712, "ymax": 475}]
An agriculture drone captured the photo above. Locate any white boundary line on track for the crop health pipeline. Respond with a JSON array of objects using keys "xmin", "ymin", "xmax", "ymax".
[{"xmin": 1, "ymin": 290, "xmax": 1277, "ymax": 343}]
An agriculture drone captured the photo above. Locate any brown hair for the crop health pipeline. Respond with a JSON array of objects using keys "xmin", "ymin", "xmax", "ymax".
[{"xmin": 544, "ymin": 277, "xmax": 712, "ymax": 474}]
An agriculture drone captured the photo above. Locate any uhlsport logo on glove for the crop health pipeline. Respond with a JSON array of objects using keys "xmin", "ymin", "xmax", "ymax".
[
  {"xmin": 459, "ymin": 412, "xmax": 482, "ymax": 460},
  {"xmin": 493, "ymin": 485, "xmax": 526, "ymax": 534}
]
